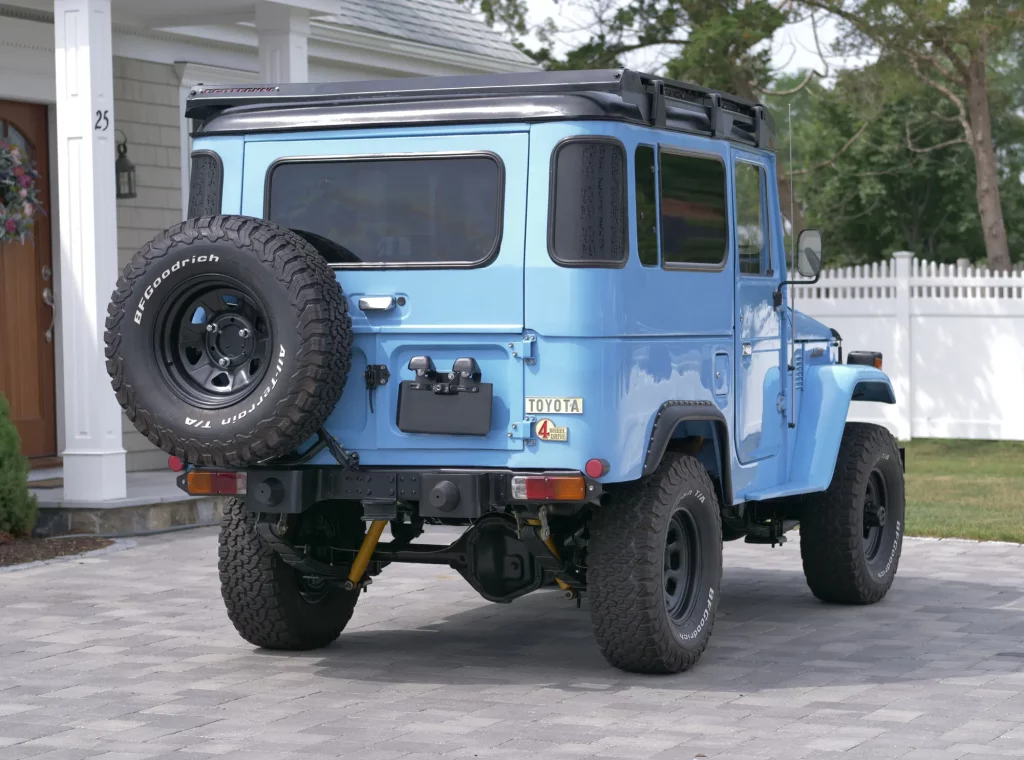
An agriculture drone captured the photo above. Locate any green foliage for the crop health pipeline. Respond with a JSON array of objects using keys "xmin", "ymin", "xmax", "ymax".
[
  {"xmin": 467, "ymin": 0, "xmax": 1024, "ymax": 265},
  {"xmin": 0, "ymin": 394, "xmax": 38, "ymax": 537},
  {"xmin": 767, "ymin": 63, "xmax": 1024, "ymax": 265}
]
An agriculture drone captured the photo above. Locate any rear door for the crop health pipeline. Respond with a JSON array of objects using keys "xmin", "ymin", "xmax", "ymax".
[{"xmin": 243, "ymin": 129, "xmax": 529, "ymax": 461}]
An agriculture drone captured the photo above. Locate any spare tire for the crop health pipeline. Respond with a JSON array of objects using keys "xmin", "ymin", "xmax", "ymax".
[{"xmin": 105, "ymin": 215, "xmax": 351, "ymax": 467}]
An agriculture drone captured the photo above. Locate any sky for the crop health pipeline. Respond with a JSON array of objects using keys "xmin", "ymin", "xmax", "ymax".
[{"xmin": 521, "ymin": 0, "xmax": 871, "ymax": 79}]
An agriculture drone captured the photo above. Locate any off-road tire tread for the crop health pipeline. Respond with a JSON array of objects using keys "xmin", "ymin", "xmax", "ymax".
[
  {"xmin": 589, "ymin": 454, "xmax": 722, "ymax": 674},
  {"xmin": 800, "ymin": 422, "xmax": 903, "ymax": 604},
  {"xmin": 105, "ymin": 215, "xmax": 351, "ymax": 466},
  {"xmin": 218, "ymin": 498, "xmax": 356, "ymax": 650}
]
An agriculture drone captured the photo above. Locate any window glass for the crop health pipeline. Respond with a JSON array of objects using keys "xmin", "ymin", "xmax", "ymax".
[
  {"xmin": 659, "ymin": 152, "xmax": 728, "ymax": 267},
  {"xmin": 735, "ymin": 162, "xmax": 766, "ymax": 275},
  {"xmin": 267, "ymin": 156, "xmax": 502, "ymax": 267},
  {"xmin": 550, "ymin": 140, "xmax": 627, "ymax": 265},
  {"xmin": 188, "ymin": 152, "xmax": 223, "ymax": 219},
  {"xmin": 634, "ymin": 145, "xmax": 658, "ymax": 267}
]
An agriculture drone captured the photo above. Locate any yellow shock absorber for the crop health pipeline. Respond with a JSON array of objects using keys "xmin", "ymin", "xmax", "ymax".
[
  {"xmin": 527, "ymin": 518, "xmax": 573, "ymax": 593},
  {"xmin": 347, "ymin": 519, "xmax": 388, "ymax": 585}
]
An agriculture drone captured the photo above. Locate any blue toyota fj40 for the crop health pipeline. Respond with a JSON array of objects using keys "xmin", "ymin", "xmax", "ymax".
[{"xmin": 105, "ymin": 69, "xmax": 903, "ymax": 674}]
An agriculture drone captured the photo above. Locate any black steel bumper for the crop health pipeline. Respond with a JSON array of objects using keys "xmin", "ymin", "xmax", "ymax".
[{"xmin": 200, "ymin": 466, "xmax": 598, "ymax": 519}]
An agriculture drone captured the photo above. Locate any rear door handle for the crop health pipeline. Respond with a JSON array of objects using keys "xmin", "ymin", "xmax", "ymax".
[
  {"xmin": 741, "ymin": 343, "xmax": 753, "ymax": 357},
  {"xmin": 358, "ymin": 296, "xmax": 396, "ymax": 312}
]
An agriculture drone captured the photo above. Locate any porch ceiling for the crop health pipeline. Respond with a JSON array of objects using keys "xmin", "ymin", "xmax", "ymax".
[{"xmin": 110, "ymin": 0, "xmax": 339, "ymax": 28}]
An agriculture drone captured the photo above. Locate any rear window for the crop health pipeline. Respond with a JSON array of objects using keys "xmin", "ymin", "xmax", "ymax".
[
  {"xmin": 549, "ymin": 139, "xmax": 627, "ymax": 266},
  {"xmin": 266, "ymin": 155, "xmax": 503, "ymax": 267}
]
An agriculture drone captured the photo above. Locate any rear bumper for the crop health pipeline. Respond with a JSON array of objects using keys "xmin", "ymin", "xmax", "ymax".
[{"xmin": 179, "ymin": 466, "xmax": 599, "ymax": 519}]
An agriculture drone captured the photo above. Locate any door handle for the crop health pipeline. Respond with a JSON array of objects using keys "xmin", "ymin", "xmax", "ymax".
[
  {"xmin": 358, "ymin": 296, "xmax": 396, "ymax": 312},
  {"xmin": 41, "ymin": 286, "xmax": 55, "ymax": 344},
  {"xmin": 741, "ymin": 342, "xmax": 753, "ymax": 357}
]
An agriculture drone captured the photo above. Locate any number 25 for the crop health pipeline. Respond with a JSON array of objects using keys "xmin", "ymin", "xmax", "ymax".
[{"xmin": 94, "ymin": 110, "xmax": 109, "ymax": 131}]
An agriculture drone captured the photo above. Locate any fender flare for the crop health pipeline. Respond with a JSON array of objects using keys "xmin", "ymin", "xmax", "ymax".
[
  {"xmin": 790, "ymin": 364, "xmax": 896, "ymax": 494},
  {"xmin": 642, "ymin": 400, "xmax": 733, "ymax": 506}
]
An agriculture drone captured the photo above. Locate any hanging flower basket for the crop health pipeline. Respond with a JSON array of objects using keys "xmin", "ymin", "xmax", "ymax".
[{"xmin": 0, "ymin": 140, "xmax": 43, "ymax": 245}]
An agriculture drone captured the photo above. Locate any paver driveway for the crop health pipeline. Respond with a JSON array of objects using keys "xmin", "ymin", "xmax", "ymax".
[{"xmin": 2, "ymin": 528, "xmax": 1024, "ymax": 760}]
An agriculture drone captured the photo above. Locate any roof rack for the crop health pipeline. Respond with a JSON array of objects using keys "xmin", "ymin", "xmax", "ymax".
[{"xmin": 186, "ymin": 69, "xmax": 776, "ymax": 150}]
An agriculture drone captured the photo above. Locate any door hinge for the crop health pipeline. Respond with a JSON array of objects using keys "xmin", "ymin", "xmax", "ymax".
[
  {"xmin": 509, "ymin": 333, "xmax": 536, "ymax": 365},
  {"xmin": 508, "ymin": 415, "xmax": 536, "ymax": 442}
]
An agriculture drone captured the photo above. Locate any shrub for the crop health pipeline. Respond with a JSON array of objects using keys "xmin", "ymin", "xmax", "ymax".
[{"xmin": 0, "ymin": 393, "xmax": 38, "ymax": 536}]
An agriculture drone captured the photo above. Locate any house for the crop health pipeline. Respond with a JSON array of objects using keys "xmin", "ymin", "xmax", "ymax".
[{"xmin": 0, "ymin": 0, "xmax": 536, "ymax": 504}]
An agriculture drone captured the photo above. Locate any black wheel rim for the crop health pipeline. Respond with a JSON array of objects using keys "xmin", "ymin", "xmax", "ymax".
[
  {"xmin": 863, "ymin": 469, "xmax": 888, "ymax": 561},
  {"xmin": 664, "ymin": 508, "xmax": 702, "ymax": 622},
  {"xmin": 157, "ymin": 277, "xmax": 273, "ymax": 409}
]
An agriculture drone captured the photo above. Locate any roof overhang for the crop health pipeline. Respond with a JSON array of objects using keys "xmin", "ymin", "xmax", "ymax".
[{"xmin": 110, "ymin": 0, "xmax": 339, "ymax": 29}]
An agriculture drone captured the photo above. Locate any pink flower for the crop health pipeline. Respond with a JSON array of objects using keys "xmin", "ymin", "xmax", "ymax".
[
  {"xmin": 19, "ymin": 188, "xmax": 28, "ymax": 198},
  {"xmin": 13, "ymin": 165, "xmax": 24, "ymax": 177},
  {"xmin": 18, "ymin": 174, "xmax": 31, "ymax": 188},
  {"xmin": 23, "ymin": 203, "xmax": 33, "ymax": 217},
  {"xmin": 4, "ymin": 219, "xmax": 16, "ymax": 234}
]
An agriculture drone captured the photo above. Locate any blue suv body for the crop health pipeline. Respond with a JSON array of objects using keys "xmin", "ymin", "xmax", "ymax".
[{"xmin": 109, "ymin": 70, "xmax": 905, "ymax": 673}]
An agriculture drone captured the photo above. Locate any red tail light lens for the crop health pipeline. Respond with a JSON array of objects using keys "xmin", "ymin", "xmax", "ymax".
[
  {"xmin": 510, "ymin": 475, "xmax": 586, "ymax": 501},
  {"xmin": 168, "ymin": 456, "xmax": 185, "ymax": 472}
]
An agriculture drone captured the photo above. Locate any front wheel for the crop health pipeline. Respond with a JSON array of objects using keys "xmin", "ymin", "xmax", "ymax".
[
  {"xmin": 588, "ymin": 455, "xmax": 723, "ymax": 674},
  {"xmin": 799, "ymin": 423, "xmax": 905, "ymax": 604}
]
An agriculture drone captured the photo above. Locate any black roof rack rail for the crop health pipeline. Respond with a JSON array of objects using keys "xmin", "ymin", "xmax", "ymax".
[{"xmin": 187, "ymin": 68, "xmax": 775, "ymax": 150}]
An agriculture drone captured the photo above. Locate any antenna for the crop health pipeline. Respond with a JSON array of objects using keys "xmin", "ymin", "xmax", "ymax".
[{"xmin": 788, "ymin": 101, "xmax": 796, "ymax": 430}]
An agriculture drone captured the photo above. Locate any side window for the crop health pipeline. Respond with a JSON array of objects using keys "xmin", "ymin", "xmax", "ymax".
[
  {"xmin": 634, "ymin": 145, "xmax": 658, "ymax": 267},
  {"xmin": 549, "ymin": 139, "xmax": 627, "ymax": 266},
  {"xmin": 659, "ymin": 151, "xmax": 728, "ymax": 268},
  {"xmin": 735, "ymin": 162, "xmax": 768, "ymax": 275}
]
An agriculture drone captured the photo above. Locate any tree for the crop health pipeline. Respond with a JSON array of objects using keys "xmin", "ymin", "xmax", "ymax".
[
  {"xmin": 459, "ymin": 0, "xmax": 810, "ymax": 229},
  {"xmin": 767, "ymin": 64, "xmax": 1024, "ymax": 265},
  {"xmin": 798, "ymin": 0, "xmax": 1023, "ymax": 269}
]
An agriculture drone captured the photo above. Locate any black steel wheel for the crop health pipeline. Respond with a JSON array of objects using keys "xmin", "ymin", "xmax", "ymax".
[
  {"xmin": 105, "ymin": 215, "xmax": 352, "ymax": 466},
  {"xmin": 588, "ymin": 454, "xmax": 723, "ymax": 674},
  {"xmin": 664, "ymin": 509, "xmax": 702, "ymax": 623},
  {"xmin": 800, "ymin": 423, "xmax": 906, "ymax": 604},
  {"xmin": 158, "ymin": 279, "xmax": 273, "ymax": 408}
]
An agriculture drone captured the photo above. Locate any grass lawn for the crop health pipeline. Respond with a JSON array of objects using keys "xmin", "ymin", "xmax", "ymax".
[{"xmin": 903, "ymin": 438, "xmax": 1024, "ymax": 543}]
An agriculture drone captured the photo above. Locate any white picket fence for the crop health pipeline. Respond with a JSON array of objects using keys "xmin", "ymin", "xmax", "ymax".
[{"xmin": 793, "ymin": 251, "xmax": 1024, "ymax": 441}]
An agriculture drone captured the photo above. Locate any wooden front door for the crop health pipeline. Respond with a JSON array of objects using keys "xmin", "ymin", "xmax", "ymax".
[{"xmin": 0, "ymin": 100, "xmax": 57, "ymax": 459}]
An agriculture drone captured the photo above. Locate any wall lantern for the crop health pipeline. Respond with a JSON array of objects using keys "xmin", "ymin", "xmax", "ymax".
[{"xmin": 115, "ymin": 129, "xmax": 137, "ymax": 199}]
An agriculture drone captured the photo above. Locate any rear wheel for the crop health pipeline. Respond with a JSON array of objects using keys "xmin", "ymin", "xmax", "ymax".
[
  {"xmin": 588, "ymin": 455, "xmax": 723, "ymax": 674},
  {"xmin": 218, "ymin": 498, "xmax": 359, "ymax": 650},
  {"xmin": 799, "ymin": 423, "xmax": 905, "ymax": 604}
]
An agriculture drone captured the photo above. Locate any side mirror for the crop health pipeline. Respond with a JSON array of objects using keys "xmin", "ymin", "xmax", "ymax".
[
  {"xmin": 773, "ymin": 229, "xmax": 824, "ymax": 309},
  {"xmin": 796, "ymin": 229, "xmax": 823, "ymax": 278}
]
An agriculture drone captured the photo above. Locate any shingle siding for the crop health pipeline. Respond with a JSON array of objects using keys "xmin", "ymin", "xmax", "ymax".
[{"xmin": 114, "ymin": 56, "xmax": 182, "ymax": 472}]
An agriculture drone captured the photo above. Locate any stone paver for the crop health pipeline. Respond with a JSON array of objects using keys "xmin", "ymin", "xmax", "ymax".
[{"xmin": 2, "ymin": 528, "xmax": 1024, "ymax": 759}]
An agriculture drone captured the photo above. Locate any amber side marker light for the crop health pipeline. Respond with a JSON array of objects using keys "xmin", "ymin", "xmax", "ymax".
[
  {"xmin": 510, "ymin": 475, "xmax": 586, "ymax": 501},
  {"xmin": 186, "ymin": 471, "xmax": 247, "ymax": 496},
  {"xmin": 847, "ymin": 350, "xmax": 883, "ymax": 370}
]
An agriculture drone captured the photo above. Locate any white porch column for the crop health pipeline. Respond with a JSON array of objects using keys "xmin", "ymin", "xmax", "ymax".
[
  {"xmin": 255, "ymin": 2, "xmax": 310, "ymax": 84},
  {"xmin": 53, "ymin": 0, "xmax": 127, "ymax": 501}
]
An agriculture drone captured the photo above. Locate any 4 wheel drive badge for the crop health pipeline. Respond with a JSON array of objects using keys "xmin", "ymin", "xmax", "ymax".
[{"xmin": 535, "ymin": 418, "xmax": 568, "ymax": 442}]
